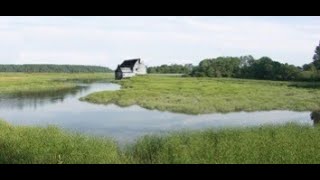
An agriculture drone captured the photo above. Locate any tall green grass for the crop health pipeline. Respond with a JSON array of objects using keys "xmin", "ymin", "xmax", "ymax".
[
  {"xmin": 83, "ymin": 75, "xmax": 320, "ymax": 114},
  {"xmin": 127, "ymin": 124, "xmax": 320, "ymax": 164},
  {"xmin": 1, "ymin": 120, "xmax": 320, "ymax": 164},
  {"xmin": 2, "ymin": 73, "xmax": 320, "ymax": 164},
  {"xmin": 0, "ymin": 73, "xmax": 113, "ymax": 95},
  {"xmin": 0, "ymin": 120, "xmax": 122, "ymax": 164}
]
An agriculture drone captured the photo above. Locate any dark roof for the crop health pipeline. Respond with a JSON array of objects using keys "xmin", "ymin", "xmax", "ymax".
[{"xmin": 120, "ymin": 59, "xmax": 140, "ymax": 68}]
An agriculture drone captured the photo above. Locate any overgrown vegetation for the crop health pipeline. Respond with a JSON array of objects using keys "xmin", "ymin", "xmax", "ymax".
[
  {"xmin": 0, "ymin": 64, "xmax": 113, "ymax": 73},
  {"xmin": 1, "ymin": 120, "xmax": 320, "ymax": 164},
  {"xmin": 190, "ymin": 56, "xmax": 318, "ymax": 81},
  {"xmin": 190, "ymin": 41, "xmax": 320, "ymax": 81},
  {"xmin": 83, "ymin": 75, "xmax": 320, "ymax": 114},
  {"xmin": 147, "ymin": 64, "xmax": 193, "ymax": 74},
  {"xmin": 127, "ymin": 124, "xmax": 320, "ymax": 164},
  {"xmin": 0, "ymin": 120, "xmax": 122, "ymax": 164},
  {"xmin": 0, "ymin": 73, "xmax": 113, "ymax": 95}
]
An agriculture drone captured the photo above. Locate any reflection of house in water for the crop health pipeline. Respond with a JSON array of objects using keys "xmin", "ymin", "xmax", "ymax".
[{"xmin": 310, "ymin": 111, "xmax": 320, "ymax": 126}]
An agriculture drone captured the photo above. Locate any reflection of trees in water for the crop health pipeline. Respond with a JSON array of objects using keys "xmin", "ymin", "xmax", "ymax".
[
  {"xmin": 53, "ymin": 79, "xmax": 108, "ymax": 84},
  {"xmin": 0, "ymin": 86, "xmax": 89, "ymax": 110},
  {"xmin": 311, "ymin": 111, "xmax": 320, "ymax": 126}
]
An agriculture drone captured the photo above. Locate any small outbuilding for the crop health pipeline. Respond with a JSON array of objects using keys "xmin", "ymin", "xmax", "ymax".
[{"xmin": 115, "ymin": 58, "xmax": 147, "ymax": 80}]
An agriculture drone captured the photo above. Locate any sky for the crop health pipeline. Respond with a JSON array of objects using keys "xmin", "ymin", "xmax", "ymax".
[{"xmin": 0, "ymin": 16, "xmax": 319, "ymax": 69}]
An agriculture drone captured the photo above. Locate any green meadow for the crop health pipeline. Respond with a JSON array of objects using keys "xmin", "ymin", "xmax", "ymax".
[
  {"xmin": 1, "ymin": 73, "xmax": 320, "ymax": 164},
  {"xmin": 0, "ymin": 120, "xmax": 122, "ymax": 164},
  {"xmin": 0, "ymin": 73, "xmax": 113, "ymax": 95},
  {"xmin": 1, "ymin": 120, "xmax": 320, "ymax": 164},
  {"xmin": 83, "ymin": 75, "xmax": 320, "ymax": 114}
]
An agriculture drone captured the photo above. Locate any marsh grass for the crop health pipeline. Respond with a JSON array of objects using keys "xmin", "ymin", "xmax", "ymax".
[
  {"xmin": 2, "ymin": 73, "xmax": 320, "ymax": 164},
  {"xmin": 2, "ymin": 120, "xmax": 320, "ymax": 164},
  {"xmin": 83, "ymin": 75, "xmax": 320, "ymax": 114},
  {"xmin": 126, "ymin": 124, "xmax": 320, "ymax": 164},
  {"xmin": 288, "ymin": 82, "xmax": 320, "ymax": 89},
  {"xmin": 0, "ymin": 73, "xmax": 113, "ymax": 95},
  {"xmin": 0, "ymin": 120, "xmax": 123, "ymax": 164}
]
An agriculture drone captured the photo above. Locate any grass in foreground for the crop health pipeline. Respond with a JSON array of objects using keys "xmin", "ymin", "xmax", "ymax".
[
  {"xmin": 0, "ymin": 73, "xmax": 113, "ymax": 95},
  {"xmin": 1, "ymin": 120, "xmax": 320, "ymax": 164},
  {"xmin": 0, "ymin": 120, "xmax": 122, "ymax": 164},
  {"xmin": 128, "ymin": 124, "xmax": 320, "ymax": 164},
  {"xmin": 83, "ymin": 75, "xmax": 320, "ymax": 114}
]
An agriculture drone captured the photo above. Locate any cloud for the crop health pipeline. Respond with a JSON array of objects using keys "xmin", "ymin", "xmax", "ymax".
[
  {"xmin": 0, "ymin": 16, "xmax": 319, "ymax": 67},
  {"xmin": 17, "ymin": 51, "xmax": 110, "ymax": 66}
]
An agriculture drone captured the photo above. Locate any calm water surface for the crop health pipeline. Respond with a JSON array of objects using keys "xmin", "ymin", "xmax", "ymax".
[{"xmin": 0, "ymin": 83, "xmax": 313, "ymax": 143}]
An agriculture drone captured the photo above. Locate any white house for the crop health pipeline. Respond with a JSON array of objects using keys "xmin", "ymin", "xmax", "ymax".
[{"xmin": 115, "ymin": 58, "xmax": 147, "ymax": 80}]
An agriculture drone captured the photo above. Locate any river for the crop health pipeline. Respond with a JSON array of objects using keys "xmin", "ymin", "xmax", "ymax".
[{"xmin": 0, "ymin": 82, "xmax": 314, "ymax": 144}]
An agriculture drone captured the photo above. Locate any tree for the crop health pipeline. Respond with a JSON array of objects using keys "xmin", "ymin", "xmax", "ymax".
[
  {"xmin": 147, "ymin": 64, "xmax": 193, "ymax": 74},
  {"xmin": 239, "ymin": 55, "xmax": 254, "ymax": 67},
  {"xmin": 302, "ymin": 63, "xmax": 315, "ymax": 71},
  {"xmin": 191, "ymin": 57, "xmax": 241, "ymax": 78},
  {"xmin": 313, "ymin": 41, "xmax": 320, "ymax": 69},
  {"xmin": 191, "ymin": 56, "xmax": 303, "ymax": 81},
  {"xmin": 0, "ymin": 64, "xmax": 113, "ymax": 73}
]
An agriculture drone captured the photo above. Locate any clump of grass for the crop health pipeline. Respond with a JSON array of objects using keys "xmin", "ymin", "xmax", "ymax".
[
  {"xmin": 83, "ymin": 75, "xmax": 320, "ymax": 114},
  {"xmin": 0, "ymin": 120, "xmax": 123, "ymax": 164},
  {"xmin": 126, "ymin": 124, "xmax": 320, "ymax": 164}
]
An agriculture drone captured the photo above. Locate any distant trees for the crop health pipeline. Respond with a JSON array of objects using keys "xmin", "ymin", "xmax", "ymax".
[
  {"xmin": 191, "ymin": 56, "xmax": 302, "ymax": 81},
  {"xmin": 302, "ymin": 41, "xmax": 320, "ymax": 71},
  {"xmin": 0, "ymin": 64, "xmax": 113, "ymax": 73},
  {"xmin": 299, "ymin": 41, "xmax": 320, "ymax": 81},
  {"xmin": 147, "ymin": 56, "xmax": 307, "ymax": 81},
  {"xmin": 147, "ymin": 64, "xmax": 193, "ymax": 74},
  {"xmin": 147, "ymin": 40, "xmax": 320, "ymax": 82},
  {"xmin": 238, "ymin": 57, "xmax": 301, "ymax": 81},
  {"xmin": 190, "ymin": 57, "xmax": 241, "ymax": 77},
  {"xmin": 313, "ymin": 41, "xmax": 320, "ymax": 69}
]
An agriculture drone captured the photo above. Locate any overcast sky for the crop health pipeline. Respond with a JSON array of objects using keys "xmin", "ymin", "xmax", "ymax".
[{"xmin": 0, "ymin": 16, "xmax": 319, "ymax": 69}]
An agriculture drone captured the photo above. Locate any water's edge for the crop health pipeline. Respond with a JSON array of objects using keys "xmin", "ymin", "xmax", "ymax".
[{"xmin": 0, "ymin": 82, "xmax": 315, "ymax": 144}]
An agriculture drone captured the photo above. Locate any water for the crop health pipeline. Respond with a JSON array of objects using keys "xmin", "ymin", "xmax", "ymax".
[{"xmin": 0, "ymin": 82, "xmax": 314, "ymax": 144}]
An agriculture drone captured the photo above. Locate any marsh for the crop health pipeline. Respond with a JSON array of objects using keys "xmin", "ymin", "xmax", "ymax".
[{"xmin": 0, "ymin": 81, "xmax": 313, "ymax": 143}]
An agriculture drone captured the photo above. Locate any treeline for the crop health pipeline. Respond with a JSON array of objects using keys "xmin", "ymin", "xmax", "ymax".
[
  {"xmin": 147, "ymin": 58, "xmax": 306, "ymax": 81},
  {"xmin": 191, "ymin": 56, "xmax": 305, "ymax": 81},
  {"xmin": 147, "ymin": 64, "xmax": 193, "ymax": 74},
  {"xmin": 190, "ymin": 56, "xmax": 320, "ymax": 81},
  {"xmin": 0, "ymin": 64, "xmax": 113, "ymax": 73},
  {"xmin": 190, "ymin": 41, "xmax": 320, "ymax": 81},
  {"xmin": 147, "ymin": 41, "xmax": 320, "ymax": 81}
]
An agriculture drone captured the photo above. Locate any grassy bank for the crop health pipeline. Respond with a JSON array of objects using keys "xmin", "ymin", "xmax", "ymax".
[
  {"xmin": 0, "ymin": 120, "xmax": 122, "ymax": 164},
  {"xmin": 83, "ymin": 75, "xmax": 320, "ymax": 114},
  {"xmin": 0, "ymin": 73, "xmax": 113, "ymax": 95},
  {"xmin": 128, "ymin": 124, "xmax": 320, "ymax": 164},
  {"xmin": 1, "ymin": 120, "xmax": 320, "ymax": 164}
]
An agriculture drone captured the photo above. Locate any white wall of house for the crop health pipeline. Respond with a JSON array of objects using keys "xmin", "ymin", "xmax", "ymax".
[
  {"xmin": 122, "ymin": 72, "xmax": 136, "ymax": 78},
  {"xmin": 133, "ymin": 61, "xmax": 147, "ymax": 75},
  {"xmin": 120, "ymin": 67, "xmax": 136, "ymax": 78}
]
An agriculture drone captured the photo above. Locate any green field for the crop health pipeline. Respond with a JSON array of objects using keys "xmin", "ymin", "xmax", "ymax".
[
  {"xmin": 2, "ymin": 73, "xmax": 320, "ymax": 114},
  {"xmin": 1, "ymin": 73, "xmax": 320, "ymax": 164},
  {"xmin": 1, "ymin": 120, "xmax": 320, "ymax": 164},
  {"xmin": 127, "ymin": 124, "xmax": 320, "ymax": 164},
  {"xmin": 83, "ymin": 75, "xmax": 320, "ymax": 114},
  {"xmin": 0, "ymin": 120, "xmax": 122, "ymax": 164},
  {"xmin": 0, "ymin": 73, "xmax": 113, "ymax": 95}
]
